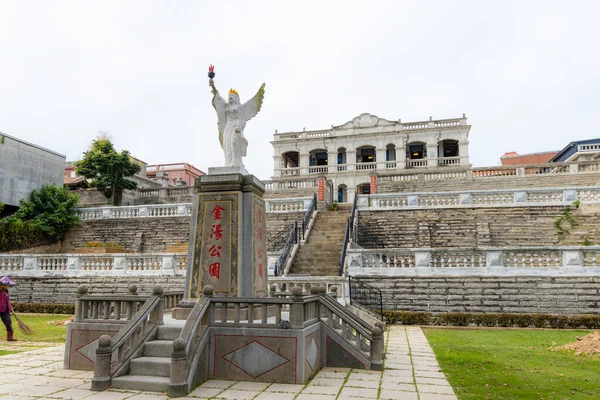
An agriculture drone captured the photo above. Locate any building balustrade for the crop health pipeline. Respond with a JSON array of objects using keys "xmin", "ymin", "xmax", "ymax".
[
  {"xmin": 346, "ymin": 246, "xmax": 600, "ymax": 276},
  {"xmin": 359, "ymin": 186, "xmax": 600, "ymax": 210},
  {"xmin": 265, "ymin": 197, "xmax": 314, "ymax": 213},
  {"xmin": 0, "ymin": 253, "xmax": 187, "ymax": 276},
  {"xmin": 77, "ymin": 204, "xmax": 192, "ymax": 220}
]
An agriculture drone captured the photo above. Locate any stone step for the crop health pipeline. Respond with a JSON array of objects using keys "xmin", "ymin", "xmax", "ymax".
[
  {"xmin": 157, "ymin": 325, "xmax": 182, "ymax": 340},
  {"xmin": 144, "ymin": 340, "xmax": 173, "ymax": 357},
  {"xmin": 111, "ymin": 375, "xmax": 170, "ymax": 392},
  {"xmin": 129, "ymin": 356, "xmax": 171, "ymax": 377}
]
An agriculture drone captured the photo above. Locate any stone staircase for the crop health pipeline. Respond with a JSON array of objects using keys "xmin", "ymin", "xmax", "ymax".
[
  {"xmin": 111, "ymin": 321, "xmax": 184, "ymax": 391},
  {"xmin": 289, "ymin": 208, "xmax": 351, "ymax": 275}
]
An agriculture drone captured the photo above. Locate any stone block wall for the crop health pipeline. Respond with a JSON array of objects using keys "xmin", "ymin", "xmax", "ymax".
[
  {"xmin": 357, "ymin": 206, "xmax": 600, "ymax": 248},
  {"xmin": 378, "ymin": 172, "xmax": 600, "ymax": 194},
  {"xmin": 61, "ymin": 217, "xmax": 191, "ymax": 253},
  {"xmin": 10, "ymin": 276, "xmax": 186, "ymax": 304},
  {"xmin": 59, "ymin": 212, "xmax": 305, "ymax": 253},
  {"xmin": 264, "ymin": 187, "xmax": 317, "ymax": 199},
  {"xmin": 357, "ymin": 276, "xmax": 600, "ymax": 315}
]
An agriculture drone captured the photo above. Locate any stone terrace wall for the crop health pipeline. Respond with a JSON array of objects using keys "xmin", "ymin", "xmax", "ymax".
[
  {"xmin": 358, "ymin": 276, "xmax": 600, "ymax": 315},
  {"xmin": 61, "ymin": 217, "xmax": 191, "ymax": 253},
  {"xmin": 357, "ymin": 206, "xmax": 600, "ymax": 248},
  {"xmin": 264, "ymin": 187, "xmax": 317, "ymax": 199},
  {"xmin": 60, "ymin": 213, "xmax": 305, "ymax": 253},
  {"xmin": 10, "ymin": 276, "xmax": 185, "ymax": 304},
  {"xmin": 378, "ymin": 172, "xmax": 600, "ymax": 194}
]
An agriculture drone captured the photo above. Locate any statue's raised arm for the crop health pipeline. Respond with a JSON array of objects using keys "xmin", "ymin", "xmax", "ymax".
[
  {"xmin": 210, "ymin": 79, "xmax": 227, "ymax": 148},
  {"xmin": 241, "ymin": 83, "xmax": 266, "ymax": 123}
]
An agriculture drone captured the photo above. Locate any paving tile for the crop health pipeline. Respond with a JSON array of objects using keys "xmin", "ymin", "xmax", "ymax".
[
  {"xmin": 338, "ymin": 386, "xmax": 378, "ymax": 398},
  {"xmin": 414, "ymin": 370, "xmax": 447, "ymax": 379},
  {"xmin": 2, "ymin": 374, "xmax": 29, "ymax": 384},
  {"xmin": 302, "ymin": 385, "xmax": 340, "ymax": 395},
  {"xmin": 45, "ymin": 388, "xmax": 96, "ymax": 399},
  {"xmin": 419, "ymin": 394, "xmax": 458, "ymax": 400},
  {"xmin": 418, "ymin": 384, "xmax": 455, "ymax": 395},
  {"xmin": 198, "ymin": 380, "xmax": 236, "ymax": 389},
  {"xmin": 84, "ymin": 391, "xmax": 137, "ymax": 400},
  {"xmin": 13, "ymin": 384, "xmax": 64, "ymax": 397},
  {"xmin": 384, "ymin": 362, "xmax": 413, "ymax": 370},
  {"xmin": 253, "ymin": 392, "xmax": 296, "ymax": 400},
  {"xmin": 307, "ymin": 377, "xmax": 345, "ymax": 387},
  {"xmin": 126, "ymin": 394, "xmax": 169, "ymax": 400},
  {"xmin": 313, "ymin": 370, "xmax": 348, "ymax": 379},
  {"xmin": 347, "ymin": 371, "xmax": 381, "ymax": 381},
  {"xmin": 264, "ymin": 383, "xmax": 304, "ymax": 394},
  {"xmin": 295, "ymin": 394, "xmax": 337, "ymax": 400},
  {"xmin": 379, "ymin": 389, "xmax": 419, "ymax": 400},
  {"xmin": 344, "ymin": 378, "xmax": 380, "ymax": 389},
  {"xmin": 413, "ymin": 365, "xmax": 443, "ymax": 372},
  {"xmin": 380, "ymin": 381, "xmax": 417, "ymax": 391},
  {"xmin": 416, "ymin": 377, "xmax": 453, "ymax": 386},
  {"xmin": 188, "ymin": 386, "xmax": 224, "ymax": 398},
  {"xmin": 214, "ymin": 389, "xmax": 261, "ymax": 400},
  {"xmin": 228, "ymin": 381, "xmax": 270, "ymax": 391},
  {"xmin": 382, "ymin": 369, "xmax": 413, "ymax": 378}
]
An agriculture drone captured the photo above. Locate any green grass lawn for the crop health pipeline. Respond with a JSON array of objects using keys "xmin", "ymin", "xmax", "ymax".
[
  {"xmin": 9, "ymin": 314, "xmax": 70, "ymax": 342},
  {"xmin": 423, "ymin": 328, "xmax": 600, "ymax": 399}
]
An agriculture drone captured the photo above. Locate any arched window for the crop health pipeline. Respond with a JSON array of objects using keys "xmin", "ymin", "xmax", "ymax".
[
  {"xmin": 356, "ymin": 146, "xmax": 376, "ymax": 163},
  {"xmin": 338, "ymin": 184, "xmax": 347, "ymax": 203},
  {"xmin": 438, "ymin": 139, "xmax": 459, "ymax": 166},
  {"xmin": 308, "ymin": 149, "xmax": 328, "ymax": 166},
  {"xmin": 406, "ymin": 142, "xmax": 427, "ymax": 160},
  {"xmin": 282, "ymin": 151, "xmax": 299, "ymax": 168}
]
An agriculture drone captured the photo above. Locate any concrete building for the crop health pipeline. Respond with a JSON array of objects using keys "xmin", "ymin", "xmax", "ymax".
[
  {"xmin": 500, "ymin": 150, "xmax": 558, "ymax": 166},
  {"xmin": 0, "ymin": 132, "xmax": 65, "ymax": 208},
  {"xmin": 146, "ymin": 162, "xmax": 205, "ymax": 187},
  {"xmin": 270, "ymin": 113, "xmax": 471, "ymax": 202},
  {"xmin": 549, "ymin": 138, "xmax": 600, "ymax": 163}
]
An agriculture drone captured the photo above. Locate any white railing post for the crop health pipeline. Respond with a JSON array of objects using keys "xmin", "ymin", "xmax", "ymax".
[
  {"xmin": 563, "ymin": 250, "xmax": 583, "ymax": 272},
  {"xmin": 162, "ymin": 255, "xmax": 175, "ymax": 275},
  {"xmin": 414, "ymin": 251, "xmax": 430, "ymax": 271},
  {"xmin": 486, "ymin": 251, "xmax": 504, "ymax": 273},
  {"xmin": 113, "ymin": 255, "xmax": 127, "ymax": 272},
  {"xmin": 139, "ymin": 206, "xmax": 148, "ymax": 217},
  {"xmin": 570, "ymin": 164, "xmax": 579, "ymax": 174},
  {"xmin": 177, "ymin": 205, "xmax": 187, "ymax": 216},
  {"xmin": 459, "ymin": 193, "xmax": 471, "ymax": 205},
  {"xmin": 514, "ymin": 191, "xmax": 527, "ymax": 204},
  {"xmin": 563, "ymin": 190, "xmax": 577, "ymax": 203},
  {"xmin": 101, "ymin": 208, "xmax": 111, "ymax": 219},
  {"xmin": 23, "ymin": 256, "xmax": 38, "ymax": 271},
  {"xmin": 67, "ymin": 255, "xmax": 80, "ymax": 271}
]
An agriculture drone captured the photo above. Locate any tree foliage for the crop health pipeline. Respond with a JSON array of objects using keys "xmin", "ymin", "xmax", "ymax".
[
  {"xmin": 15, "ymin": 184, "xmax": 80, "ymax": 240},
  {"xmin": 74, "ymin": 138, "xmax": 141, "ymax": 205},
  {"xmin": 0, "ymin": 185, "xmax": 79, "ymax": 251}
]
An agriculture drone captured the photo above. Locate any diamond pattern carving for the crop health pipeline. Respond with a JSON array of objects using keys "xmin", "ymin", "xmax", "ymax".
[{"xmin": 222, "ymin": 340, "xmax": 289, "ymax": 378}]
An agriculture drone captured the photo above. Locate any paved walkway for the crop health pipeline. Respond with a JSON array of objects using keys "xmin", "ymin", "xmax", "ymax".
[{"xmin": 0, "ymin": 326, "xmax": 456, "ymax": 399}]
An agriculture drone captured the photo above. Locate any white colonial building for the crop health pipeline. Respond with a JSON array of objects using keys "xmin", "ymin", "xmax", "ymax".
[{"xmin": 271, "ymin": 113, "xmax": 471, "ymax": 202}]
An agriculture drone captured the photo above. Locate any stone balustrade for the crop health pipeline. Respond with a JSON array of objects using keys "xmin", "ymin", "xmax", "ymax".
[
  {"xmin": 346, "ymin": 246, "xmax": 600, "ymax": 276},
  {"xmin": 265, "ymin": 197, "xmax": 314, "ymax": 213},
  {"xmin": 0, "ymin": 253, "xmax": 187, "ymax": 276},
  {"xmin": 77, "ymin": 204, "xmax": 192, "ymax": 220},
  {"xmin": 358, "ymin": 186, "xmax": 600, "ymax": 210},
  {"xmin": 269, "ymin": 276, "xmax": 348, "ymax": 300}
]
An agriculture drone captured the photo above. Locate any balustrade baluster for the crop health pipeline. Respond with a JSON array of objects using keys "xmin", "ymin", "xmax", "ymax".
[
  {"xmin": 275, "ymin": 304, "xmax": 282, "ymax": 324},
  {"xmin": 115, "ymin": 302, "xmax": 121, "ymax": 320},
  {"xmin": 220, "ymin": 303, "xmax": 227, "ymax": 323},
  {"xmin": 104, "ymin": 301, "xmax": 110, "ymax": 319},
  {"xmin": 262, "ymin": 304, "xmax": 268, "ymax": 323},
  {"xmin": 247, "ymin": 304, "xmax": 254, "ymax": 323},
  {"xmin": 92, "ymin": 302, "xmax": 99, "ymax": 319}
]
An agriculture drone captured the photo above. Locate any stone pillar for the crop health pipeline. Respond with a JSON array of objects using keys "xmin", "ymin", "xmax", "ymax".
[
  {"xmin": 299, "ymin": 153, "xmax": 309, "ymax": 175},
  {"xmin": 184, "ymin": 172, "xmax": 268, "ymax": 302},
  {"xmin": 327, "ymin": 151, "xmax": 337, "ymax": 174},
  {"xmin": 459, "ymin": 141, "xmax": 469, "ymax": 165},
  {"xmin": 375, "ymin": 148, "xmax": 387, "ymax": 170},
  {"xmin": 397, "ymin": 144, "xmax": 406, "ymax": 169},
  {"xmin": 426, "ymin": 143, "xmax": 437, "ymax": 167}
]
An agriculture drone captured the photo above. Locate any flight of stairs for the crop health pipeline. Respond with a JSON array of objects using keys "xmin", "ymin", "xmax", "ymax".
[
  {"xmin": 111, "ymin": 321, "xmax": 184, "ymax": 391},
  {"xmin": 289, "ymin": 207, "xmax": 351, "ymax": 276}
]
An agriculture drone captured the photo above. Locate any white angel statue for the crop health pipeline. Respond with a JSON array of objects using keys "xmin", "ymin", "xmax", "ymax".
[{"xmin": 209, "ymin": 78, "xmax": 265, "ymax": 168}]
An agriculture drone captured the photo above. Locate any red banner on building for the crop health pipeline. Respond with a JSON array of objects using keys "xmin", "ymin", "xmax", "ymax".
[
  {"xmin": 318, "ymin": 178, "xmax": 325, "ymax": 201},
  {"xmin": 370, "ymin": 176, "xmax": 377, "ymax": 194}
]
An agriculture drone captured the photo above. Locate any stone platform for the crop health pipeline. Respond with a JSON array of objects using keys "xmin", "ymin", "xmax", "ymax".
[{"xmin": 0, "ymin": 325, "xmax": 456, "ymax": 400}]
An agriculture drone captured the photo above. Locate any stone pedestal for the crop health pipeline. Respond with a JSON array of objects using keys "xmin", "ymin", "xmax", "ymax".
[{"xmin": 183, "ymin": 173, "xmax": 268, "ymax": 301}]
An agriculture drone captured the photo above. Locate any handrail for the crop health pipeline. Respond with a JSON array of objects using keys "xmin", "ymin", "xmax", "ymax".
[
  {"xmin": 91, "ymin": 286, "xmax": 165, "ymax": 391},
  {"xmin": 319, "ymin": 292, "xmax": 373, "ymax": 338},
  {"xmin": 348, "ymin": 276, "xmax": 384, "ymax": 320},
  {"xmin": 339, "ymin": 194, "xmax": 358, "ymax": 276},
  {"xmin": 267, "ymin": 223, "xmax": 296, "ymax": 252},
  {"xmin": 301, "ymin": 193, "xmax": 317, "ymax": 240},
  {"xmin": 274, "ymin": 221, "xmax": 298, "ymax": 276},
  {"xmin": 168, "ymin": 294, "xmax": 211, "ymax": 397}
]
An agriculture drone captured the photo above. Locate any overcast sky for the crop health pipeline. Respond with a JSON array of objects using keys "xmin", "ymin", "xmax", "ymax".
[{"xmin": 1, "ymin": 1, "xmax": 599, "ymax": 181}]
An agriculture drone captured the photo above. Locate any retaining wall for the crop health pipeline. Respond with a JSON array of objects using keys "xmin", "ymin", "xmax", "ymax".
[
  {"xmin": 357, "ymin": 276, "xmax": 600, "ymax": 315},
  {"xmin": 10, "ymin": 276, "xmax": 186, "ymax": 304}
]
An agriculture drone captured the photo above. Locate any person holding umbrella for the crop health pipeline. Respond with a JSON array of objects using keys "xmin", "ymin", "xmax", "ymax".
[{"xmin": 0, "ymin": 276, "xmax": 17, "ymax": 341}]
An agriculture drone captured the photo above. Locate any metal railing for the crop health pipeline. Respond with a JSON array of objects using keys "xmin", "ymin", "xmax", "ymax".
[
  {"xmin": 348, "ymin": 276, "xmax": 384, "ymax": 320},
  {"xmin": 267, "ymin": 223, "xmax": 296, "ymax": 252},
  {"xmin": 274, "ymin": 222, "xmax": 298, "ymax": 276},
  {"xmin": 339, "ymin": 194, "xmax": 358, "ymax": 276}
]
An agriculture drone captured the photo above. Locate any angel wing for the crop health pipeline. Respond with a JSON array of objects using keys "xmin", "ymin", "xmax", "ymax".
[
  {"xmin": 212, "ymin": 91, "xmax": 227, "ymax": 148},
  {"xmin": 241, "ymin": 83, "xmax": 266, "ymax": 122}
]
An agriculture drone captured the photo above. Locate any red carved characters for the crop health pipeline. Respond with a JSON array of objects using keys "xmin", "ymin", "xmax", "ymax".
[{"xmin": 207, "ymin": 204, "xmax": 227, "ymax": 281}]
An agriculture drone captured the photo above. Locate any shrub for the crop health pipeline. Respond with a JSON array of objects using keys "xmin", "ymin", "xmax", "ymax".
[
  {"xmin": 382, "ymin": 310, "xmax": 600, "ymax": 329},
  {"xmin": 12, "ymin": 302, "xmax": 75, "ymax": 314},
  {"xmin": 85, "ymin": 241, "xmax": 124, "ymax": 249}
]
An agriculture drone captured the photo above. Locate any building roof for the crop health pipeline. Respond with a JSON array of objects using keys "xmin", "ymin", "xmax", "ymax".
[
  {"xmin": 500, "ymin": 151, "xmax": 558, "ymax": 166},
  {"xmin": 548, "ymin": 138, "xmax": 600, "ymax": 163},
  {"xmin": 0, "ymin": 131, "xmax": 65, "ymax": 158}
]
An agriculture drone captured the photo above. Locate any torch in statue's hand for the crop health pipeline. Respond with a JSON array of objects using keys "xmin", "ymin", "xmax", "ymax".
[{"xmin": 208, "ymin": 64, "xmax": 215, "ymax": 86}]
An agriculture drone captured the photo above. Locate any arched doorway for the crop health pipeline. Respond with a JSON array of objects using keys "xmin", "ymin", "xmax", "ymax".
[
  {"xmin": 406, "ymin": 141, "xmax": 427, "ymax": 167},
  {"xmin": 337, "ymin": 184, "xmax": 347, "ymax": 203},
  {"xmin": 357, "ymin": 183, "xmax": 371, "ymax": 195},
  {"xmin": 281, "ymin": 151, "xmax": 299, "ymax": 175},
  {"xmin": 386, "ymin": 144, "xmax": 396, "ymax": 168}
]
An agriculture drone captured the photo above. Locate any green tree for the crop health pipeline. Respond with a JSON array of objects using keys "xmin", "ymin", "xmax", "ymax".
[
  {"xmin": 74, "ymin": 138, "xmax": 141, "ymax": 205},
  {"xmin": 15, "ymin": 184, "xmax": 80, "ymax": 240}
]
